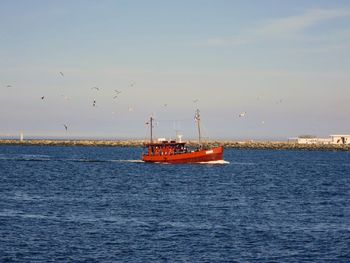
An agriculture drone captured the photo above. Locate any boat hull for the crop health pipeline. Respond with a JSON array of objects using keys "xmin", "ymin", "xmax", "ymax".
[{"xmin": 142, "ymin": 146, "xmax": 224, "ymax": 164}]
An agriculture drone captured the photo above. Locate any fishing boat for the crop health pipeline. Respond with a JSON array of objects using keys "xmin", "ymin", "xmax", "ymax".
[{"xmin": 142, "ymin": 110, "xmax": 224, "ymax": 163}]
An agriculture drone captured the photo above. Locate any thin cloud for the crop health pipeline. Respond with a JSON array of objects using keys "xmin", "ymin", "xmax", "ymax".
[
  {"xmin": 201, "ymin": 37, "xmax": 249, "ymax": 47},
  {"xmin": 259, "ymin": 8, "xmax": 350, "ymax": 36},
  {"xmin": 201, "ymin": 8, "xmax": 350, "ymax": 46}
]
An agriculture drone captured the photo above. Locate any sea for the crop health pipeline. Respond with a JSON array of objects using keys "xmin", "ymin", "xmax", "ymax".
[{"xmin": 0, "ymin": 145, "xmax": 349, "ymax": 262}]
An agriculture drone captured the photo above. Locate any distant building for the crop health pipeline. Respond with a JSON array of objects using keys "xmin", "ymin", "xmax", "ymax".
[
  {"xmin": 289, "ymin": 134, "xmax": 350, "ymax": 145},
  {"xmin": 297, "ymin": 137, "xmax": 331, "ymax": 144},
  {"xmin": 329, "ymin": 135, "xmax": 350, "ymax": 145}
]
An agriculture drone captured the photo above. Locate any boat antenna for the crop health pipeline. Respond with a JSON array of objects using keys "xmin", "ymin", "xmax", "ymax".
[{"xmin": 195, "ymin": 109, "xmax": 202, "ymax": 149}]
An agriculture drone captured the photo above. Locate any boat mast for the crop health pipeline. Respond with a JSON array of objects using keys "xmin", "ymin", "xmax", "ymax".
[
  {"xmin": 195, "ymin": 109, "xmax": 202, "ymax": 148},
  {"xmin": 150, "ymin": 116, "xmax": 153, "ymax": 143}
]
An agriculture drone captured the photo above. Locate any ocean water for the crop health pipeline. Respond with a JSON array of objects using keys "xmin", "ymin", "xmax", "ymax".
[{"xmin": 0, "ymin": 146, "xmax": 349, "ymax": 262}]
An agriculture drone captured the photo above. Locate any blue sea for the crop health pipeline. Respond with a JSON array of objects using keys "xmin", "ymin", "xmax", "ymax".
[{"xmin": 0, "ymin": 146, "xmax": 349, "ymax": 262}]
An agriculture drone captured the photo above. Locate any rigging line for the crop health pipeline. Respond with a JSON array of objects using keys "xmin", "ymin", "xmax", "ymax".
[
  {"xmin": 152, "ymin": 118, "xmax": 194, "ymax": 123},
  {"xmin": 199, "ymin": 123, "xmax": 211, "ymax": 141}
]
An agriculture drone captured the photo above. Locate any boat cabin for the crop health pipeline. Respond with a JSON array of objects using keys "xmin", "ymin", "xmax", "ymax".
[{"xmin": 144, "ymin": 141, "xmax": 189, "ymax": 156}]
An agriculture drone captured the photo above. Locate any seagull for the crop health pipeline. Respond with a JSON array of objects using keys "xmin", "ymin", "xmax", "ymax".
[
  {"xmin": 63, "ymin": 124, "xmax": 68, "ymax": 131},
  {"xmin": 239, "ymin": 112, "xmax": 246, "ymax": 118},
  {"xmin": 93, "ymin": 99, "xmax": 96, "ymax": 107},
  {"xmin": 113, "ymin": 90, "xmax": 122, "ymax": 99},
  {"xmin": 91, "ymin": 87, "xmax": 100, "ymax": 91},
  {"xmin": 59, "ymin": 72, "xmax": 64, "ymax": 77}
]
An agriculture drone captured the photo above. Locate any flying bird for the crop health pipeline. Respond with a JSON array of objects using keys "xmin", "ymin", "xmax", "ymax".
[
  {"xmin": 63, "ymin": 124, "xmax": 68, "ymax": 131},
  {"xmin": 239, "ymin": 112, "xmax": 246, "ymax": 118},
  {"xmin": 113, "ymin": 90, "xmax": 122, "ymax": 99},
  {"xmin": 93, "ymin": 99, "xmax": 96, "ymax": 107},
  {"xmin": 41, "ymin": 96, "xmax": 45, "ymax": 100},
  {"xmin": 59, "ymin": 72, "xmax": 64, "ymax": 77},
  {"xmin": 128, "ymin": 106, "xmax": 134, "ymax": 112},
  {"xmin": 5, "ymin": 85, "xmax": 12, "ymax": 88},
  {"xmin": 91, "ymin": 87, "xmax": 100, "ymax": 91},
  {"xmin": 128, "ymin": 82, "xmax": 135, "ymax": 88},
  {"xmin": 193, "ymin": 99, "xmax": 199, "ymax": 103}
]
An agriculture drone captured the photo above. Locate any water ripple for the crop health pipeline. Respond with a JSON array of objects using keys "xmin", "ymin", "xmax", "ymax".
[{"xmin": 0, "ymin": 146, "xmax": 349, "ymax": 262}]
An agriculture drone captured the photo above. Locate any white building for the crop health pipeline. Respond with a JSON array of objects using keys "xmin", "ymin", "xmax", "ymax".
[
  {"xmin": 290, "ymin": 135, "xmax": 350, "ymax": 145},
  {"xmin": 329, "ymin": 135, "xmax": 350, "ymax": 145},
  {"xmin": 296, "ymin": 137, "xmax": 331, "ymax": 144}
]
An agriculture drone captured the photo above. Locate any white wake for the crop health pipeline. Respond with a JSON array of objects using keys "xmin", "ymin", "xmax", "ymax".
[{"xmin": 197, "ymin": 160, "xmax": 230, "ymax": 165}]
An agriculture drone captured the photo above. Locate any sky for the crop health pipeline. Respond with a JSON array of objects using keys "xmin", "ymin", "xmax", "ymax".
[{"xmin": 1, "ymin": 0, "xmax": 350, "ymax": 140}]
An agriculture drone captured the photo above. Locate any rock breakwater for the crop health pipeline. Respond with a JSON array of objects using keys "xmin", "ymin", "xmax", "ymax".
[
  {"xmin": 0, "ymin": 139, "xmax": 349, "ymax": 151},
  {"xmin": 0, "ymin": 140, "xmax": 144, "ymax": 147},
  {"xmin": 213, "ymin": 141, "xmax": 350, "ymax": 151}
]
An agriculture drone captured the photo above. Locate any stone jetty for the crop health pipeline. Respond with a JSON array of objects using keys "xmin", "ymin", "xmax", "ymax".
[
  {"xmin": 0, "ymin": 139, "xmax": 349, "ymax": 151},
  {"xmin": 0, "ymin": 139, "xmax": 144, "ymax": 147},
  {"xmin": 211, "ymin": 141, "xmax": 350, "ymax": 151}
]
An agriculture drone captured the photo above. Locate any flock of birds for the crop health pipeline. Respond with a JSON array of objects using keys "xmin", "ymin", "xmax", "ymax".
[
  {"xmin": 3, "ymin": 71, "xmax": 138, "ymax": 132},
  {"xmin": 237, "ymin": 95, "xmax": 284, "ymax": 125},
  {"xmin": 4, "ymin": 71, "xmax": 284, "ymax": 132}
]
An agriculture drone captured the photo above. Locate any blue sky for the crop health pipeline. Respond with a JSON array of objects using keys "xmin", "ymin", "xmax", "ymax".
[{"xmin": 1, "ymin": 0, "xmax": 350, "ymax": 140}]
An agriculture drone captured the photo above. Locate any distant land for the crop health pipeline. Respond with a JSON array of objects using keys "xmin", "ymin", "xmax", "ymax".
[{"xmin": 0, "ymin": 139, "xmax": 349, "ymax": 151}]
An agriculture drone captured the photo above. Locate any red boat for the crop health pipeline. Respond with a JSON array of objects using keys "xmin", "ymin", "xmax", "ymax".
[{"xmin": 142, "ymin": 110, "xmax": 224, "ymax": 164}]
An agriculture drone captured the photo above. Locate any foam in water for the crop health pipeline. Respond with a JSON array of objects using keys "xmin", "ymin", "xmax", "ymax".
[
  {"xmin": 198, "ymin": 160, "xmax": 230, "ymax": 164},
  {"xmin": 112, "ymin": 160, "xmax": 145, "ymax": 163}
]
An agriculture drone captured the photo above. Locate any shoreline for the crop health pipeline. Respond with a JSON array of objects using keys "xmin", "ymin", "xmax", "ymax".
[{"xmin": 0, "ymin": 139, "xmax": 349, "ymax": 151}]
